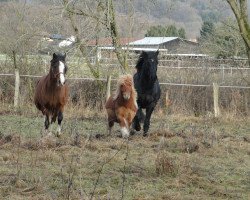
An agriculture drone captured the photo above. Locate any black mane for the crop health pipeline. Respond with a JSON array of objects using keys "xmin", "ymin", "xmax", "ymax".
[{"xmin": 136, "ymin": 51, "xmax": 159, "ymax": 89}]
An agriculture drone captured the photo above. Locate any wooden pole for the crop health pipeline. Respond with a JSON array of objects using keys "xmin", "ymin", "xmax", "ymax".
[
  {"xmin": 13, "ymin": 51, "xmax": 20, "ymax": 108},
  {"xmin": 165, "ymin": 90, "xmax": 172, "ymax": 114},
  {"xmin": 213, "ymin": 83, "xmax": 220, "ymax": 117},
  {"xmin": 106, "ymin": 75, "xmax": 111, "ymax": 101}
]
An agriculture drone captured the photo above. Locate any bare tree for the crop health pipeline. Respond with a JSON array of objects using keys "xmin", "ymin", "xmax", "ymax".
[
  {"xmin": 105, "ymin": 0, "xmax": 128, "ymax": 73},
  {"xmin": 200, "ymin": 19, "xmax": 246, "ymax": 58},
  {"xmin": 62, "ymin": 0, "xmax": 129, "ymax": 76},
  {"xmin": 226, "ymin": 0, "xmax": 250, "ymax": 66},
  {"xmin": 0, "ymin": 1, "xmax": 46, "ymax": 107},
  {"xmin": 62, "ymin": 0, "xmax": 103, "ymax": 78}
]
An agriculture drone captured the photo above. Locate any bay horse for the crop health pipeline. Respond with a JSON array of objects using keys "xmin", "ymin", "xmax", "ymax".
[
  {"xmin": 105, "ymin": 75, "xmax": 138, "ymax": 138},
  {"xmin": 132, "ymin": 51, "xmax": 161, "ymax": 136},
  {"xmin": 34, "ymin": 53, "xmax": 69, "ymax": 136}
]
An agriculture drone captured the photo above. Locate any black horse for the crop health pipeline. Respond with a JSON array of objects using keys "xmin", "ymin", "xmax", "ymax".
[{"xmin": 132, "ymin": 51, "xmax": 161, "ymax": 136}]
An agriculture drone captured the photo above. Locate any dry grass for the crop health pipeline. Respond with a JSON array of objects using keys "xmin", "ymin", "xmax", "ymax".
[{"xmin": 0, "ymin": 104, "xmax": 250, "ymax": 199}]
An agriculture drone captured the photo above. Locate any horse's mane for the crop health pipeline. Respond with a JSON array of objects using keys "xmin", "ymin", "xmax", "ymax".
[
  {"xmin": 135, "ymin": 51, "xmax": 146, "ymax": 71},
  {"xmin": 136, "ymin": 51, "xmax": 159, "ymax": 86},
  {"xmin": 136, "ymin": 51, "xmax": 159, "ymax": 72},
  {"xmin": 113, "ymin": 74, "xmax": 137, "ymax": 101}
]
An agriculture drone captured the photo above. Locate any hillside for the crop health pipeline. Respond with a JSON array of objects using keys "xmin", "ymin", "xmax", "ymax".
[
  {"xmin": 0, "ymin": 0, "xmax": 248, "ymax": 40},
  {"xmin": 115, "ymin": 0, "xmax": 236, "ymax": 39}
]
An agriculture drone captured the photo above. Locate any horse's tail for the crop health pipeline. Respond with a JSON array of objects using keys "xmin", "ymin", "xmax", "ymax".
[{"xmin": 106, "ymin": 75, "xmax": 112, "ymax": 102}]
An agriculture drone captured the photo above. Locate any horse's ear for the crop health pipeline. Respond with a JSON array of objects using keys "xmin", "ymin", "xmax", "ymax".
[
  {"xmin": 53, "ymin": 53, "xmax": 57, "ymax": 59},
  {"xmin": 142, "ymin": 51, "xmax": 147, "ymax": 58},
  {"xmin": 63, "ymin": 53, "xmax": 66, "ymax": 59}
]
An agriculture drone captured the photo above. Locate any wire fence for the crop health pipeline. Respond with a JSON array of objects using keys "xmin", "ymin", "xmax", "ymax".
[
  {"xmin": 0, "ymin": 54, "xmax": 249, "ymax": 116},
  {"xmin": 0, "ymin": 73, "xmax": 250, "ymax": 89}
]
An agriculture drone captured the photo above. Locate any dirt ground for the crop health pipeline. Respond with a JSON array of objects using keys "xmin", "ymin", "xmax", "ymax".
[{"xmin": 0, "ymin": 105, "xmax": 250, "ymax": 200}]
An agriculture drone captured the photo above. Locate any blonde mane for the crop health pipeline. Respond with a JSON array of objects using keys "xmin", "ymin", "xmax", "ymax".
[{"xmin": 113, "ymin": 75, "xmax": 137, "ymax": 104}]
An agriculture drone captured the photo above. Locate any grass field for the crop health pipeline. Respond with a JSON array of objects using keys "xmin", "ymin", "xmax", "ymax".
[{"xmin": 0, "ymin": 104, "xmax": 250, "ymax": 200}]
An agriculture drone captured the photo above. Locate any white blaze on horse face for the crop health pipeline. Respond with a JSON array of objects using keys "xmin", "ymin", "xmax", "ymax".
[
  {"xmin": 59, "ymin": 61, "xmax": 65, "ymax": 85},
  {"xmin": 123, "ymin": 92, "xmax": 131, "ymax": 100}
]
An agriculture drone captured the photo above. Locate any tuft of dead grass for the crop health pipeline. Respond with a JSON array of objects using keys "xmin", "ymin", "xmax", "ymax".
[{"xmin": 155, "ymin": 150, "xmax": 177, "ymax": 176}]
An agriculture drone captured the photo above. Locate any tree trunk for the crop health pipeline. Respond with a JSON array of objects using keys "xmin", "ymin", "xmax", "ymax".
[
  {"xmin": 247, "ymin": 47, "xmax": 250, "ymax": 66},
  {"xmin": 226, "ymin": 0, "xmax": 250, "ymax": 66},
  {"xmin": 63, "ymin": 0, "xmax": 100, "ymax": 78},
  {"xmin": 13, "ymin": 51, "xmax": 20, "ymax": 108},
  {"xmin": 106, "ymin": 0, "xmax": 127, "ymax": 73}
]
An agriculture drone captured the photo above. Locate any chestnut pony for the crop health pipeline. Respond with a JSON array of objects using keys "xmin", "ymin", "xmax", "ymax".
[
  {"xmin": 34, "ymin": 53, "xmax": 69, "ymax": 136},
  {"xmin": 105, "ymin": 75, "xmax": 138, "ymax": 138}
]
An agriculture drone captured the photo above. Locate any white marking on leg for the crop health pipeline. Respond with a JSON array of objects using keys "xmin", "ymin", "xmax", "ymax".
[
  {"xmin": 107, "ymin": 124, "xmax": 112, "ymax": 135},
  {"xmin": 121, "ymin": 127, "xmax": 129, "ymax": 138},
  {"xmin": 57, "ymin": 125, "xmax": 62, "ymax": 135},
  {"xmin": 59, "ymin": 61, "xmax": 65, "ymax": 85},
  {"xmin": 47, "ymin": 131, "xmax": 53, "ymax": 137},
  {"xmin": 124, "ymin": 119, "xmax": 128, "ymax": 129}
]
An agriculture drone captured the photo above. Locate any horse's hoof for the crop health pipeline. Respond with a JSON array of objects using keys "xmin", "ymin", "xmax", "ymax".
[
  {"xmin": 136, "ymin": 125, "xmax": 141, "ymax": 131},
  {"xmin": 130, "ymin": 129, "xmax": 136, "ymax": 135},
  {"xmin": 56, "ymin": 126, "xmax": 62, "ymax": 137},
  {"xmin": 47, "ymin": 132, "xmax": 53, "ymax": 137},
  {"xmin": 143, "ymin": 133, "xmax": 148, "ymax": 137},
  {"xmin": 42, "ymin": 129, "xmax": 50, "ymax": 137},
  {"xmin": 56, "ymin": 132, "xmax": 62, "ymax": 138}
]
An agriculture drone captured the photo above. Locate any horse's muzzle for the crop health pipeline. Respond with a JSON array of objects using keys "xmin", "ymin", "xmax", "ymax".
[
  {"xmin": 57, "ymin": 79, "xmax": 66, "ymax": 86},
  {"xmin": 123, "ymin": 93, "xmax": 130, "ymax": 100}
]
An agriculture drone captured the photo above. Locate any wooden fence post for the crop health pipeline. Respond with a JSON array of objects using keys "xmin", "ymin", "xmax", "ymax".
[
  {"xmin": 165, "ymin": 90, "xmax": 172, "ymax": 114},
  {"xmin": 106, "ymin": 75, "xmax": 111, "ymax": 101},
  {"xmin": 12, "ymin": 51, "xmax": 20, "ymax": 108},
  {"xmin": 213, "ymin": 83, "xmax": 220, "ymax": 117},
  {"xmin": 14, "ymin": 68, "xmax": 20, "ymax": 108}
]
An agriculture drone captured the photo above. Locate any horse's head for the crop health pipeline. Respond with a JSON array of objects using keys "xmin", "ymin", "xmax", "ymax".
[
  {"xmin": 114, "ymin": 75, "xmax": 134, "ymax": 101},
  {"xmin": 136, "ymin": 50, "xmax": 159, "ymax": 83},
  {"xmin": 50, "ymin": 53, "xmax": 68, "ymax": 86}
]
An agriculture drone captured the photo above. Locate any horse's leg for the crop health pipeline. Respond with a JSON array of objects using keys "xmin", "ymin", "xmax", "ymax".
[
  {"xmin": 118, "ymin": 117, "xmax": 129, "ymax": 138},
  {"xmin": 44, "ymin": 114, "xmax": 49, "ymax": 129},
  {"xmin": 107, "ymin": 120, "xmax": 114, "ymax": 135},
  {"xmin": 116, "ymin": 108, "xmax": 129, "ymax": 138},
  {"xmin": 43, "ymin": 114, "xmax": 50, "ymax": 136},
  {"xmin": 132, "ymin": 108, "xmax": 142, "ymax": 132},
  {"xmin": 128, "ymin": 110, "xmax": 136, "ymax": 136},
  {"xmin": 51, "ymin": 112, "xmax": 57, "ymax": 123},
  {"xmin": 143, "ymin": 104, "xmax": 156, "ymax": 136},
  {"xmin": 57, "ymin": 111, "xmax": 63, "ymax": 136},
  {"xmin": 106, "ymin": 109, "xmax": 115, "ymax": 136}
]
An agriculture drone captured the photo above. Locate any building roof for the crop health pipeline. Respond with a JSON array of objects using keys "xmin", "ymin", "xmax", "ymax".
[
  {"xmin": 87, "ymin": 37, "xmax": 140, "ymax": 46},
  {"xmin": 98, "ymin": 46, "xmax": 168, "ymax": 52},
  {"xmin": 128, "ymin": 37, "xmax": 199, "ymax": 46},
  {"xmin": 129, "ymin": 37, "xmax": 179, "ymax": 45}
]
